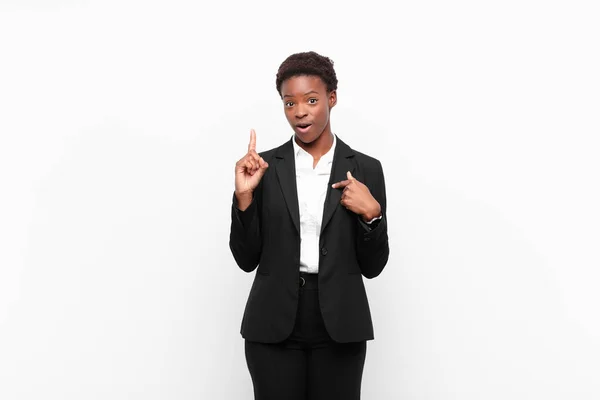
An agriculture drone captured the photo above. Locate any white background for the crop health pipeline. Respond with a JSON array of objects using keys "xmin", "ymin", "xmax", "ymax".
[{"xmin": 1, "ymin": 1, "xmax": 599, "ymax": 399}]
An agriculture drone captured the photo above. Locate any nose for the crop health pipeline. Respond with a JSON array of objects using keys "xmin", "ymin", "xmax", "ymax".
[{"xmin": 295, "ymin": 105, "xmax": 308, "ymax": 119}]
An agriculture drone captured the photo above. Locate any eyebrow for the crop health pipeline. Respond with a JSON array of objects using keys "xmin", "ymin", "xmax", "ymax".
[{"xmin": 283, "ymin": 90, "xmax": 319, "ymax": 98}]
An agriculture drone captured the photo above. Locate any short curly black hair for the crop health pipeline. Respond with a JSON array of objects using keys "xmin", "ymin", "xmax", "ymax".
[{"xmin": 275, "ymin": 51, "xmax": 338, "ymax": 97}]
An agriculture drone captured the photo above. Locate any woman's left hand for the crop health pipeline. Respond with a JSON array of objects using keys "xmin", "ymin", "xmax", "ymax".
[{"xmin": 332, "ymin": 171, "xmax": 381, "ymax": 222}]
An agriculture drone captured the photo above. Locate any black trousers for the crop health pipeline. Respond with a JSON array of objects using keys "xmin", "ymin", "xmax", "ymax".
[{"xmin": 244, "ymin": 272, "xmax": 367, "ymax": 400}]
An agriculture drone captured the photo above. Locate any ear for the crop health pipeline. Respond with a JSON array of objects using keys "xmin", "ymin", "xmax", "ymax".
[{"xmin": 328, "ymin": 90, "xmax": 337, "ymax": 109}]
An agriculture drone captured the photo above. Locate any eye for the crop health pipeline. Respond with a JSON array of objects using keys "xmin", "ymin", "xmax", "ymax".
[
  {"xmin": 285, "ymin": 101, "xmax": 294, "ymax": 107},
  {"xmin": 308, "ymin": 98, "xmax": 318, "ymax": 104}
]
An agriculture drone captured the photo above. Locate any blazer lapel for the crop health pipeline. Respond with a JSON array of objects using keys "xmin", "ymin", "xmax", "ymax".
[
  {"xmin": 321, "ymin": 137, "xmax": 355, "ymax": 234},
  {"xmin": 274, "ymin": 138, "xmax": 300, "ymax": 234}
]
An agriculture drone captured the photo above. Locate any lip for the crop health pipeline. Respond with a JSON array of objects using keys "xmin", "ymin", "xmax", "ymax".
[{"xmin": 295, "ymin": 123, "xmax": 312, "ymax": 134}]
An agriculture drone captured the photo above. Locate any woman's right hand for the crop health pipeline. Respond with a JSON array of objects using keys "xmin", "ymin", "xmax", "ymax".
[{"xmin": 235, "ymin": 129, "xmax": 269, "ymax": 203}]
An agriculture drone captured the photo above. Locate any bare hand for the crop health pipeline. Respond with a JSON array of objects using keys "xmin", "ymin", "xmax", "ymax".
[
  {"xmin": 332, "ymin": 171, "xmax": 381, "ymax": 221},
  {"xmin": 235, "ymin": 129, "xmax": 269, "ymax": 197}
]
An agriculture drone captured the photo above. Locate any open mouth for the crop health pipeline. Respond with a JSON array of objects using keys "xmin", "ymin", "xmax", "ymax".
[{"xmin": 296, "ymin": 123, "xmax": 312, "ymax": 132}]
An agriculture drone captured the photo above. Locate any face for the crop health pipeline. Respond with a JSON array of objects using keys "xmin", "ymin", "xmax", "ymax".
[{"xmin": 280, "ymin": 75, "xmax": 337, "ymax": 144}]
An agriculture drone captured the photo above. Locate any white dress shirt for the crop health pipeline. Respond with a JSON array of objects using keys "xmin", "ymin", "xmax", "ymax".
[{"xmin": 292, "ymin": 134, "xmax": 337, "ymax": 274}]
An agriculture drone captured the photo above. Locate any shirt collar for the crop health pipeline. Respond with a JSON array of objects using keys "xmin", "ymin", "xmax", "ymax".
[{"xmin": 292, "ymin": 133, "xmax": 337, "ymax": 163}]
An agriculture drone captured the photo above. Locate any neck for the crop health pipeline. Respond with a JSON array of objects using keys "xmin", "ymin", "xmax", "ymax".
[{"xmin": 295, "ymin": 128, "xmax": 334, "ymax": 160}]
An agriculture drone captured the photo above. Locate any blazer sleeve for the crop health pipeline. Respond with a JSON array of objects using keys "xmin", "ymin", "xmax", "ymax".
[
  {"xmin": 229, "ymin": 181, "xmax": 263, "ymax": 273},
  {"xmin": 355, "ymin": 159, "xmax": 389, "ymax": 279}
]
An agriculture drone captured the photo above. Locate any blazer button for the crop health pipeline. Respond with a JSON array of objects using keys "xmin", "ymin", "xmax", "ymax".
[{"xmin": 321, "ymin": 247, "xmax": 328, "ymax": 256}]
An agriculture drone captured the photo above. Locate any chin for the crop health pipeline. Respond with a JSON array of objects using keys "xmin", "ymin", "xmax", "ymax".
[{"xmin": 295, "ymin": 130, "xmax": 322, "ymax": 144}]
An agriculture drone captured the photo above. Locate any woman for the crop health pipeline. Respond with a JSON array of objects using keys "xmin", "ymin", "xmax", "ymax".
[{"xmin": 230, "ymin": 51, "xmax": 389, "ymax": 400}]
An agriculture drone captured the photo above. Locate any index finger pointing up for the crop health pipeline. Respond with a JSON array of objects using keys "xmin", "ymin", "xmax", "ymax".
[{"xmin": 248, "ymin": 129, "xmax": 257, "ymax": 152}]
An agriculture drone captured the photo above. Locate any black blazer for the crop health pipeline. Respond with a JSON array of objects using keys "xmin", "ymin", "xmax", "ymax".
[{"xmin": 229, "ymin": 136, "xmax": 389, "ymax": 343}]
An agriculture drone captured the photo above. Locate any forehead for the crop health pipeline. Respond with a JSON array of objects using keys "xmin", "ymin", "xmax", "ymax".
[{"xmin": 281, "ymin": 75, "xmax": 327, "ymax": 96}]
